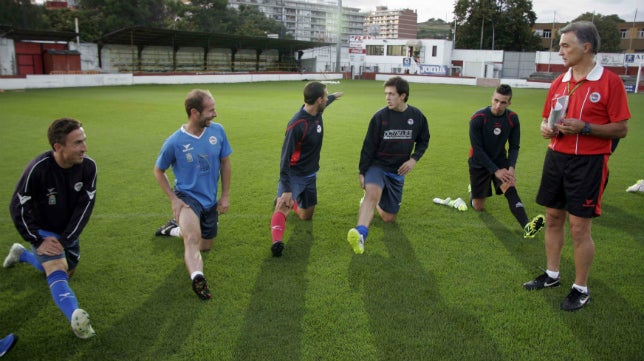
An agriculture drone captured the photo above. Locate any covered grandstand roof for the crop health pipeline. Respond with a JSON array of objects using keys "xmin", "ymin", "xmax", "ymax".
[
  {"xmin": 0, "ymin": 25, "xmax": 77, "ymax": 43},
  {"xmin": 98, "ymin": 26, "xmax": 332, "ymax": 52}
]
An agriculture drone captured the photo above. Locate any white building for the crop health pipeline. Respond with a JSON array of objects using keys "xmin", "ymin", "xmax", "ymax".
[
  {"xmin": 299, "ymin": 37, "xmax": 455, "ymax": 78},
  {"xmin": 228, "ymin": 0, "xmax": 366, "ymax": 45}
]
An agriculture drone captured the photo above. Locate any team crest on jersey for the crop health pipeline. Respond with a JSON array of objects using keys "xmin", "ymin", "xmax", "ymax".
[
  {"xmin": 186, "ymin": 153, "xmax": 193, "ymax": 162},
  {"xmin": 74, "ymin": 182, "xmax": 83, "ymax": 192},
  {"xmin": 317, "ymin": 124, "xmax": 322, "ymax": 133},
  {"xmin": 47, "ymin": 188, "xmax": 57, "ymax": 205},
  {"xmin": 407, "ymin": 118, "xmax": 414, "ymax": 125},
  {"xmin": 209, "ymin": 136, "xmax": 218, "ymax": 145},
  {"xmin": 589, "ymin": 92, "xmax": 601, "ymax": 103},
  {"xmin": 494, "ymin": 127, "xmax": 501, "ymax": 135}
]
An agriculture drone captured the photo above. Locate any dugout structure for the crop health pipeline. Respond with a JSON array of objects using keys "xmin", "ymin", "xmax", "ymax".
[
  {"xmin": 97, "ymin": 26, "xmax": 332, "ymax": 74},
  {"xmin": 0, "ymin": 25, "xmax": 79, "ymax": 76}
]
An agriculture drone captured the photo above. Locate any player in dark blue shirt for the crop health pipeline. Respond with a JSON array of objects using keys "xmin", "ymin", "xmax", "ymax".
[
  {"xmin": 4, "ymin": 118, "xmax": 97, "ymax": 339},
  {"xmin": 468, "ymin": 84, "xmax": 544, "ymax": 238},
  {"xmin": 348, "ymin": 76, "xmax": 430, "ymax": 254},
  {"xmin": 270, "ymin": 81, "xmax": 343, "ymax": 257}
]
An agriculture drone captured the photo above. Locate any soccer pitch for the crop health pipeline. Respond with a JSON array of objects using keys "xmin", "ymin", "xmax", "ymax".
[{"xmin": 0, "ymin": 80, "xmax": 641, "ymax": 361}]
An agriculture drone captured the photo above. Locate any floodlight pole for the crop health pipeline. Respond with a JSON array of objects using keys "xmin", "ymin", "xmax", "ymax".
[
  {"xmin": 548, "ymin": 11, "xmax": 556, "ymax": 73},
  {"xmin": 335, "ymin": 0, "xmax": 342, "ymax": 73}
]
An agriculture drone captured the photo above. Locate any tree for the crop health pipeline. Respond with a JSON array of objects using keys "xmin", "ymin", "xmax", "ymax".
[
  {"xmin": 179, "ymin": 0, "xmax": 235, "ymax": 33},
  {"xmin": 0, "ymin": 0, "xmax": 50, "ymax": 29},
  {"xmin": 78, "ymin": 0, "xmax": 175, "ymax": 33},
  {"xmin": 453, "ymin": 0, "xmax": 541, "ymax": 51},
  {"xmin": 233, "ymin": 5, "xmax": 281, "ymax": 37},
  {"xmin": 559, "ymin": 13, "xmax": 623, "ymax": 53}
]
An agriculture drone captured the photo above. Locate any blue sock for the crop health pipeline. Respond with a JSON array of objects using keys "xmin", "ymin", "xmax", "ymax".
[
  {"xmin": 19, "ymin": 248, "xmax": 45, "ymax": 273},
  {"xmin": 47, "ymin": 270, "xmax": 79, "ymax": 321},
  {"xmin": 356, "ymin": 225, "xmax": 369, "ymax": 240}
]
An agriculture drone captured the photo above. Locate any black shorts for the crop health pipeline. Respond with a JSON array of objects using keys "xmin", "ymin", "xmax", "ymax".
[
  {"xmin": 536, "ymin": 149, "xmax": 608, "ymax": 218},
  {"xmin": 469, "ymin": 162, "xmax": 507, "ymax": 199}
]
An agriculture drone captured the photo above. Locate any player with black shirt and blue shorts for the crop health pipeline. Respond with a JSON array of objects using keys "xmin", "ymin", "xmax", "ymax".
[
  {"xmin": 4, "ymin": 118, "xmax": 97, "ymax": 339},
  {"xmin": 347, "ymin": 76, "xmax": 430, "ymax": 254},
  {"xmin": 269, "ymin": 81, "xmax": 343, "ymax": 257},
  {"xmin": 468, "ymin": 84, "xmax": 545, "ymax": 238}
]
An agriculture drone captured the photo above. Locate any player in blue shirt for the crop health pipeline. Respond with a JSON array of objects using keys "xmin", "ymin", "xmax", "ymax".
[{"xmin": 154, "ymin": 89, "xmax": 232, "ymax": 300}]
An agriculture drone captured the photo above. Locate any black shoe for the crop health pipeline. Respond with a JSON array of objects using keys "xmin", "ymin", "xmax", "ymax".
[
  {"xmin": 271, "ymin": 241, "xmax": 284, "ymax": 257},
  {"xmin": 561, "ymin": 288, "xmax": 590, "ymax": 311},
  {"xmin": 191, "ymin": 275, "xmax": 212, "ymax": 300},
  {"xmin": 155, "ymin": 219, "xmax": 178, "ymax": 237},
  {"xmin": 523, "ymin": 272, "xmax": 560, "ymax": 290}
]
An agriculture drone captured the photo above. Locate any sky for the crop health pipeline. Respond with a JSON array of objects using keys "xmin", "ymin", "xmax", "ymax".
[{"xmin": 340, "ymin": 0, "xmax": 641, "ymax": 24}]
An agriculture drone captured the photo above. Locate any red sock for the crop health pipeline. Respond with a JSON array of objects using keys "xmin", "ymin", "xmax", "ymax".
[{"xmin": 270, "ymin": 211, "xmax": 286, "ymax": 243}]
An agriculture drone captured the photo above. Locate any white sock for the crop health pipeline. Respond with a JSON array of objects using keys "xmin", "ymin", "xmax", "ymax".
[
  {"xmin": 546, "ymin": 269, "xmax": 559, "ymax": 279},
  {"xmin": 572, "ymin": 283, "xmax": 588, "ymax": 294},
  {"xmin": 170, "ymin": 227, "xmax": 181, "ymax": 237},
  {"xmin": 190, "ymin": 271, "xmax": 204, "ymax": 280}
]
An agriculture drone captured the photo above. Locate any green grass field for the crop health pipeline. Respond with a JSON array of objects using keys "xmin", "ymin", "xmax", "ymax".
[{"xmin": 0, "ymin": 80, "xmax": 642, "ymax": 361}]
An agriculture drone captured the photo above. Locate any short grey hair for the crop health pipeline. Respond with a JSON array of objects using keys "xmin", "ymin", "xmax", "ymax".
[{"xmin": 560, "ymin": 21, "xmax": 601, "ymax": 54}]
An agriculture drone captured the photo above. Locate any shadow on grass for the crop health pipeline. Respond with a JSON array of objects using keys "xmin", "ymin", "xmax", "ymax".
[
  {"xmin": 232, "ymin": 218, "xmax": 313, "ymax": 361},
  {"xmin": 348, "ymin": 222, "xmax": 501, "ymax": 361},
  {"xmin": 476, "ymin": 210, "xmax": 544, "ymax": 266},
  {"xmin": 478, "ymin": 210, "xmax": 644, "ymax": 360},
  {"xmin": 558, "ymin": 277, "xmax": 644, "ymax": 361},
  {"xmin": 597, "ymin": 203, "xmax": 644, "ymax": 245},
  {"xmin": 66, "ymin": 263, "xmax": 202, "ymax": 360}
]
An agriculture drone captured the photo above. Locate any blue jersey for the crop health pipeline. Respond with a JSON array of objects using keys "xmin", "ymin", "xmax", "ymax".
[{"xmin": 156, "ymin": 123, "xmax": 232, "ymax": 209}]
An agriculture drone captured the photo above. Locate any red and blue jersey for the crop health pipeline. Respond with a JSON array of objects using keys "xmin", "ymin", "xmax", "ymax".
[
  {"xmin": 279, "ymin": 95, "xmax": 337, "ymax": 192},
  {"xmin": 468, "ymin": 106, "xmax": 520, "ymax": 173}
]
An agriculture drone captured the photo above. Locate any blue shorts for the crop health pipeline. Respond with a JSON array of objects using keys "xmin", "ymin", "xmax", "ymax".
[
  {"xmin": 176, "ymin": 191, "xmax": 219, "ymax": 239},
  {"xmin": 364, "ymin": 166, "xmax": 404, "ymax": 214},
  {"xmin": 35, "ymin": 230, "xmax": 80, "ymax": 271},
  {"xmin": 536, "ymin": 149, "xmax": 608, "ymax": 218},
  {"xmin": 276, "ymin": 172, "xmax": 317, "ymax": 209}
]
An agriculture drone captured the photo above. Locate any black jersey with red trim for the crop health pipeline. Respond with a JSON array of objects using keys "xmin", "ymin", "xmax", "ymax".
[
  {"xmin": 358, "ymin": 104, "xmax": 430, "ymax": 174},
  {"xmin": 468, "ymin": 106, "xmax": 520, "ymax": 173},
  {"xmin": 279, "ymin": 94, "xmax": 337, "ymax": 192},
  {"xmin": 9, "ymin": 151, "xmax": 97, "ymax": 248}
]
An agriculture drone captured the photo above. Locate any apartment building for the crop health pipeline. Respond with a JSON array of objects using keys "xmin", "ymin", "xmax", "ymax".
[
  {"xmin": 228, "ymin": 0, "xmax": 366, "ymax": 44},
  {"xmin": 363, "ymin": 6, "xmax": 418, "ymax": 39}
]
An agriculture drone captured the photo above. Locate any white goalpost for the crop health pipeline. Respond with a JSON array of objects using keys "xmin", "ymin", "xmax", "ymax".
[{"xmin": 635, "ymin": 62, "xmax": 642, "ymax": 94}]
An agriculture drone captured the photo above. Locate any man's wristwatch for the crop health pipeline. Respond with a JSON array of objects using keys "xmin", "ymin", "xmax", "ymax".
[{"xmin": 581, "ymin": 122, "xmax": 591, "ymax": 135}]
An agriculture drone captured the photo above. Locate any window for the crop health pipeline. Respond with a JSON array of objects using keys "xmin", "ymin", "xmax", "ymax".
[
  {"xmin": 639, "ymin": 28, "xmax": 644, "ymax": 38},
  {"xmin": 386, "ymin": 45, "xmax": 405, "ymax": 56},
  {"xmin": 366, "ymin": 45, "xmax": 384, "ymax": 56},
  {"xmin": 534, "ymin": 29, "xmax": 544, "ymax": 37},
  {"xmin": 543, "ymin": 29, "xmax": 551, "ymax": 38},
  {"xmin": 620, "ymin": 29, "xmax": 628, "ymax": 39},
  {"xmin": 432, "ymin": 46, "xmax": 437, "ymax": 57}
]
